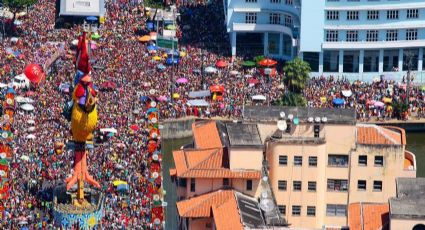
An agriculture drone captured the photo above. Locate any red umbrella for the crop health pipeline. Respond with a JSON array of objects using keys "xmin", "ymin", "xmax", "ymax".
[
  {"xmin": 130, "ymin": 124, "xmax": 139, "ymax": 131},
  {"xmin": 215, "ymin": 60, "xmax": 227, "ymax": 68},
  {"xmin": 26, "ymin": 91, "xmax": 35, "ymax": 96},
  {"xmin": 24, "ymin": 64, "xmax": 45, "ymax": 84},
  {"xmin": 100, "ymin": 81, "xmax": 117, "ymax": 89},
  {"xmin": 248, "ymin": 78, "xmax": 260, "ymax": 85},
  {"xmin": 258, "ymin": 58, "xmax": 277, "ymax": 67}
]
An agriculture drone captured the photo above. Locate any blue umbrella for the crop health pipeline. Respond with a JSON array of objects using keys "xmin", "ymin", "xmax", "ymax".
[
  {"xmin": 157, "ymin": 64, "xmax": 166, "ymax": 70},
  {"xmin": 147, "ymin": 45, "xmax": 157, "ymax": 51},
  {"xmin": 117, "ymin": 184, "xmax": 128, "ymax": 192},
  {"xmin": 140, "ymin": 96, "xmax": 149, "ymax": 102},
  {"xmin": 86, "ymin": 16, "xmax": 98, "ymax": 21},
  {"xmin": 147, "ymin": 107, "xmax": 158, "ymax": 114},
  {"xmin": 147, "ymin": 22, "xmax": 154, "ymax": 30},
  {"xmin": 167, "ymin": 50, "xmax": 179, "ymax": 56},
  {"xmin": 332, "ymin": 98, "xmax": 345, "ymax": 106},
  {"xmin": 7, "ymin": 88, "xmax": 16, "ymax": 94},
  {"xmin": 166, "ymin": 57, "xmax": 179, "ymax": 65}
]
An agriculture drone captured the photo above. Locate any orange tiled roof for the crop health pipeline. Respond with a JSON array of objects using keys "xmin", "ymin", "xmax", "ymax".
[
  {"xmin": 172, "ymin": 148, "xmax": 261, "ymax": 179},
  {"xmin": 177, "ymin": 190, "xmax": 235, "ymax": 218},
  {"xmin": 349, "ymin": 203, "xmax": 389, "ymax": 230},
  {"xmin": 356, "ymin": 124, "xmax": 402, "ymax": 145},
  {"xmin": 192, "ymin": 121, "xmax": 222, "ymax": 149},
  {"xmin": 212, "ymin": 193, "xmax": 244, "ymax": 230}
]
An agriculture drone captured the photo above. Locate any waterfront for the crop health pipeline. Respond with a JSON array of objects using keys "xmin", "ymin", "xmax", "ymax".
[{"xmin": 406, "ymin": 132, "xmax": 425, "ymax": 177}]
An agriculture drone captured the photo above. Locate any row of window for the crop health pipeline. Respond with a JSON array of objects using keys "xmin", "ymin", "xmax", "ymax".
[
  {"xmin": 246, "ymin": 0, "xmax": 293, "ymax": 3},
  {"xmin": 326, "ymin": 29, "xmax": 418, "ymax": 42},
  {"xmin": 245, "ymin": 13, "xmax": 293, "ymax": 26},
  {"xmin": 327, "ymin": 9, "xmax": 419, "ymax": 20},
  {"xmin": 279, "ymin": 154, "xmax": 384, "ymax": 167},
  {"xmin": 277, "ymin": 179, "xmax": 382, "ymax": 192},
  {"xmin": 278, "ymin": 180, "xmax": 316, "ymax": 191},
  {"xmin": 277, "ymin": 204, "xmax": 347, "ymax": 217}
]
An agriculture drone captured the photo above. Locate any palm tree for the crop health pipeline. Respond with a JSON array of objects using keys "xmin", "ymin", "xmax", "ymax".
[{"xmin": 283, "ymin": 57, "xmax": 311, "ymax": 93}]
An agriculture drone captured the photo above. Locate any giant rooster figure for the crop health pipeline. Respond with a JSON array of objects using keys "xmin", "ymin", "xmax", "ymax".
[{"xmin": 65, "ymin": 31, "xmax": 100, "ymax": 207}]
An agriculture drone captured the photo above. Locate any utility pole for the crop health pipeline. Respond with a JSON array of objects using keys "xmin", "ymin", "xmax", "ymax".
[{"xmin": 405, "ymin": 51, "xmax": 414, "ymax": 105}]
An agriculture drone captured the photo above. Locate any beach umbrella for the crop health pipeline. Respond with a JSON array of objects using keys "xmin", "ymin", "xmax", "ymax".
[
  {"xmin": 258, "ymin": 58, "xmax": 277, "ymax": 67},
  {"xmin": 26, "ymin": 134, "xmax": 36, "ymax": 139},
  {"xmin": 332, "ymin": 98, "xmax": 345, "ymax": 106},
  {"xmin": 374, "ymin": 101, "xmax": 385, "ymax": 108},
  {"xmin": 157, "ymin": 95, "xmax": 168, "ymax": 102},
  {"xmin": 138, "ymin": 35, "xmax": 151, "ymax": 42},
  {"xmin": 71, "ymin": 39, "xmax": 79, "ymax": 46},
  {"xmin": 215, "ymin": 60, "xmax": 227, "ymax": 68},
  {"xmin": 172, "ymin": 93, "xmax": 180, "ymax": 99},
  {"xmin": 242, "ymin": 60, "xmax": 256, "ymax": 67},
  {"xmin": 205, "ymin": 66, "xmax": 217, "ymax": 73},
  {"xmin": 341, "ymin": 90, "xmax": 352, "ymax": 97},
  {"xmin": 229, "ymin": 70, "xmax": 239, "ymax": 75},
  {"xmin": 130, "ymin": 124, "xmax": 139, "ymax": 131},
  {"xmin": 10, "ymin": 37, "xmax": 18, "ymax": 43},
  {"xmin": 147, "ymin": 45, "xmax": 157, "ymax": 51},
  {"xmin": 248, "ymin": 78, "xmax": 259, "ymax": 85},
  {"xmin": 86, "ymin": 16, "xmax": 97, "ymax": 21},
  {"xmin": 176, "ymin": 78, "xmax": 188, "ymax": 84},
  {"xmin": 152, "ymin": 56, "xmax": 161, "ymax": 61},
  {"xmin": 20, "ymin": 104, "xmax": 34, "ymax": 111},
  {"xmin": 91, "ymin": 33, "xmax": 101, "ymax": 39},
  {"xmin": 113, "ymin": 180, "xmax": 127, "ymax": 186},
  {"xmin": 252, "ymin": 95, "xmax": 266, "ymax": 101}
]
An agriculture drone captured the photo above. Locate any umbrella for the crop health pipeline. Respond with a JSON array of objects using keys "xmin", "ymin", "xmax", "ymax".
[
  {"xmin": 27, "ymin": 120, "xmax": 35, "ymax": 124},
  {"xmin": 176, "ymin": 78, "xmax": 188, "ymax": 84},
  {"xmin": 229, "ymin": 70, "xmax": 239, "ymax": 75},
  {"xmin": 157, "ymin": 64, "xmax": 166, "ymax": 70},
  {"xmin": 14, "ymin": 20, "xmax": 22, "ymax": 26},
  {"xmin": 374, "ymin": 101, "xmax": 385, "ymax": 108},
  {"xmin": 117, "ymin": 184, "xmax": 129, "ymax": 192},
  {"xmin": 382, "ymin": 97, "xmax": 392, "ymax": 103},
  {"xmin": 15, "ymin": 96, "xmax": 25, "ymax": 103},
  {"xmin": 332, "ymin": 98, "xmax": 345, "ymax": 106},
  {"xmin": 28, "ymin": 127, "xmax": 35, "ymax": 132},
  {"xmin": 215, "ymin": 60, "xmax": 227, "ymax": 68},
  {"xmin": 138, "ymin": 35, "xmax": 151, "ymax": 42},
  {"xmin": 252, "ymin": 95, "xmax": 266, "ymax": 101},
  {"xmin": 26, "ymin": 91, "xmax": 35, "ymax": 96},
  {"xmin": 152, "ymin": 56, "xmax": 161, "ymax": 61},
  {"xmin": 0, "ymin": 83, "xmax": 7, "ymax": 88},
  {"xmin": 113, "ymin": 180, "xmax": 127, "ymax": 186},
  {"xmin": 91, "ymin": 33, "xmax": 101, "ymax": 39},
  {"xmin": 20, "ymin": 104, "xmax": 34, "ymax": 111},
  {"xmin": 205, "ymin": 66, "xmax": 217, "ymax": 73},
  {"xmin": 71, "ymin": 39, "xmax": 79, "ymax": 46},
  {"xmin": 341, "ymin": 90, "xmax": 352, "ymax": 97},
  {"xmin": 100, "ymin": 128, "xmax": 118, "ymax": 134},
  {"xmin": 248, "ymin": 78, "xmax": 259, "ymax": 85},
  {"xmin": 172, "ymin": 93, "xmax": 180, "ymax": 99},
  {"xmin": 21, "ymin": 155, "xmax": 30, "ymax": 161},
  {"xmin": 26, "ymin": 134, "xmax": 36, "ymax": 139},
  {"xmin": 165, "ymin": 24, "xmax": 176, "ymax": 30},
  {"xmin": 10, "ymin": 37, "xmax": 18, "ymax": 43},
  {"xmin": 147, "ymin": 45, "xmax": 157, "ymax": 51},
  {"xmin": 90, "ymin": 43, "xmax": 97, "ymax": 50},
  {"xmin": 258, "ymin": 58, "xmax": 277, "ymax": 67},
  {"xmin": 23, "ymin": 98, "xmax": 34, "ymax": 103},
  {"xmin": 157, "ymin": 95, "xmax": 168, "ymax": 102},
  {"xmin": 242, "ymin": 60, "xmax": 256, "ymax": 67},
  {"xmin": 130, "ymin": 124, "xmax": 139, "ymax": 131},
  {"xmin": 86, "ymin": 16, "xmax": 98, "ymax": 21},
  {"xmin": 100, "ymin": 81, "xmax": 117, "ymax": 90}
]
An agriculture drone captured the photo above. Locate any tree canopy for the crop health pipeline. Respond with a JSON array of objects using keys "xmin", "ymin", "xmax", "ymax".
[
  {"xmin": 3, "ymin": 0, "xmax": 37, "ymax": 14},
  {"xmin": 283, "ymin": 57, "xmax": 311, "ymax": 93},
  {"xmin": 273, "ymin": 91, "xmax": 307, "ymax": 107}
]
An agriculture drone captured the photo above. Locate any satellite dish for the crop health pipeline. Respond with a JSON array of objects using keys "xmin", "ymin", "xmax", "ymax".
[
  {"xmin": 322, "ymin": 117, "xmax": 328, "ymax": 123},
  {"xmin": 279, "ymin": 112, "xmax": 285, "ymax": 118},
  {"xmin": 315, "ymin": 117, "xmax": 321, "ymax": 123},
  {"xmin": 277, "ymin": 120, "xmax": 287, "ymax": 131},
  {"xmin": 262, "ymin": 176, "xmax": 268, "ymax": 182},
  {"xmin": 260, "ymin": 198, "xmax": 275, "ymax": 212},
  {"xmin": 308, "ymin": 117, "xmax": 314, "ymax": 123},
  {"xmin": 293, "ymin": 118, "xmax": 299, "ymax": 125},
  {"xmin": 288, "ymin": 114, "xmax": 294, "ymax": 120}
]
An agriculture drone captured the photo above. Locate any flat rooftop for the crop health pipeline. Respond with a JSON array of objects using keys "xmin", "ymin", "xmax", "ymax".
[
  {"xmin": 59, "ymin": 0, "xmax": 106, "ymax": 16},
  {"xmin": 243, "ymin": 106, "xmax": 356, "ymax": 124},
  {"xmin": 226, "ymin": 123, "xmax": 263, "ymax": 148},
  {"xmin": 235, "ymin": 191, "xmax": 266, "ymax": 228},
  {"xmin": 390, "ymin": 178, "xmax": 425, "ymax": 219}
]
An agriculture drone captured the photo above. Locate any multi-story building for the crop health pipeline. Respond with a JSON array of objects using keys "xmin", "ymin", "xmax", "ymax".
[{"xmin": 225, "ymin": 0, "xmax": 425, "ymax": 80}]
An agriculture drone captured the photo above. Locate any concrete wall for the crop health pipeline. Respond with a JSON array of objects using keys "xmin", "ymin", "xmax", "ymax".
[
  {"xmin": 161, "ymin": 118, "xmax": 195, "ymax": 140},
  {"xmin": 390, "ymin": 218, "xmax": 425, "ymax": 230},
  {"xmin": 229, "ymin": 148, "xmax": 263, "ymax": 171}
]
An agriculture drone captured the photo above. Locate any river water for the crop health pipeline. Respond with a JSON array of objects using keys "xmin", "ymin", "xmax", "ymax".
[{"xmin": 162, "ymin": 133, "xmax": 425, "ymax": 229}]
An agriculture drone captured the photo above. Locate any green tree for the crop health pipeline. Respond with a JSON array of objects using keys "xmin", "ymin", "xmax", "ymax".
[
  {"xmin": 283, "ymin": 57, "xmax": 311, "ymax": 93},
  {"xmin": 273, "ymin": 91, "xmax": 307, "ymax": 107},
  {"xmin": 3, "ymin": 0, "xmax": 37, "ymax": 22}
]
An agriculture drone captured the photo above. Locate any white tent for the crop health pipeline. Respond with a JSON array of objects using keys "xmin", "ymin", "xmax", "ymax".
[
  {"xmin": 23, "ymin": 98, "xmax": 35, "ymax": 103},
  {"xmin": 26, "ymin": 134, "xmax": 36, "ymax": 139},
  {"xmin": 20, "ymin": 104, "xmax": 34, "ymax": 111},
  {"xmin": 205, "ymin": 66, "xmax": 217, "ymax": 73},
  {"xmin": 252, "ymin": 95, "xmax": 267, "ymax": 101},
  {"xmin": 187, "ymin": 99, "xmax": 210, "ymax": 107},
  {"xmin": 15, "ymin": 96, "xmax": 25, "ymax": 103}
]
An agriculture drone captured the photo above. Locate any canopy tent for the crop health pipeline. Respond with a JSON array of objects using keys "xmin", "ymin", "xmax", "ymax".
[
  {"xmin": 100, "ymin": 128, "xmax": 118, "ymax": 134},
  {"xmin": 210, "ymin": 85, "xmax": 225, "ymax": 93},
  {"xmin": 241, "ymin": 60, "xmax": 256, "ymax": 67},
  {"xmin": 187, "ymin": 99, "xmax": 209, "ymax": 107},
  {"xmin": 258, "ymin": 58, "xmax": 277, "ymax": 67},
  {"xmin": 20, "ymin": 104, "xmax": 34, "ymax": 111},
  {"xmin": 205, "ymin": 66, "xmax": 217, "ymax": 73},
  {"xmin": 252, "ymin": 95, "xmax": 266, "ymax": 101},
  {"xmin": 332, "ymin": 98, "xmax": 345, "ymax": 106},
  {"xmin": 341, "ymin": 90, "xmax": 353, "ymax": 97},
  {"xmin": 188, "ymin": 90, "xmax": 211, "ymax": 98},
  {"xmin": 176, "ymin": 78, "xmax": 188, "ymax": 84},
  {"xmin": 215, "ymin": 60, "xmax": 227, "ymax": 68}
]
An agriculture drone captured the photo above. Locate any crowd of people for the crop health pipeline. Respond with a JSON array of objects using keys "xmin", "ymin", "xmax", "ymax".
[{"xmin": 1, "ymin": 0, "xmax": 425, "ymax": 228}]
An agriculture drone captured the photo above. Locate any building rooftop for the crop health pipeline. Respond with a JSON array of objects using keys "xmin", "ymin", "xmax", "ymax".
[
  {"xmin": 390, "ymin": 178, "xmax": 425, "ymax": 219},
  {"xmin": 243, "ymin": 106, "xmax": 356, "ymax": 124},
  {"xmin": 225, "ymin": 123, "xmax": 263, "ymax": 148},
  {"xmin": 348, "ymin": 203, "xmax": 389, "ymax": 230},
  {"xmin": 234, "ymin": 191, "xmax": 266, "ymax": 228},
  {"xmin": 192, "ymin": 120, "xmax": 222, "ymax": 149},
  {"xmin": 356, "ymin": 124, "xmax": 405, "ymax": 146},
  {"xmin": 171, "ymin": 148, "xmax": 261, "ymax": 179}
]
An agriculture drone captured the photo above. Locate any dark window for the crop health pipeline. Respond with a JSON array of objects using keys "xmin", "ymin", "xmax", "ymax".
[
  {"xmin": 293, "ymin": 181, "xmax": 302, "ymax": 191},
  {"xmin": 328, "ymin": 155, "xmax": 349, "ymax": 167},
  {"xmin": 326, "ymin": 204, "xmax": 347, "ymax": 216},
  {"xmin": 358, "ymin": 155, "xmax": 367, "ymax": 166},
  {"xmin": 308, "ymin": 181, "xmax": 316, "ymax": 191},
  {"xmin": 358, "ymin": 180, "xmax": 366, "ymax": 191},
  {"xmin": 279, "ymin": 155, "xmax": 288, "ymax": 166},
  {"xmin": 292, "ymin": 205, "xmax": 301, "ymax": 216},
  {"xmin": 309, "ymin": 156, "xmax": 318, "ymax": 166},
  {"xmin": 373, "ymin": 180, "xmax": 382, "ymax": 191},
  {"xmin": 307, "ymin": 206, "xmax": 316, "ymax": 216},
  {"xmin": 327, "ymin": 179, "xmax": 348, "ymax": 192},
  {"xmin": 246, "ymin": 179, "xmax": 253, "ymax": 191},
  {"xmin": 223, "ymin": 178, "xmax": 230, "ymax": 187},
  {"xmin": 294, "ymin": 156, "xmax": 302, "ymax": 166},
  {"xmin": 190, "ymin": 178, "xmax": 196, "ymax": 192},
  {"xmin": 278, "ymin": 205, "xmax": 286, "ymax": 215},
  {"xmin": 374, "ymin": 156, "xmax": 384, "ymax": 166},
  {"xmin": 278, "ymin": 180, "xmax": 287, "ymax": 191}
]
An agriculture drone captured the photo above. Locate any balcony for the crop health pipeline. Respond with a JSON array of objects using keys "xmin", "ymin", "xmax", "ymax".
[
  {"xmin": 403, "ymin": 150, "xmax": 416, "ymax": 178},
  {"xmin": 322, "ymin": 40, "xmax": 425, "ymax": 50},
  {"xmin": 232, "ymin": 23, "xmax": 293, "ymax": 37}
]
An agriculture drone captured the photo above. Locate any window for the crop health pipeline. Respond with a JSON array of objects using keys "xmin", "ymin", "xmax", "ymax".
[
  {"xmin": 279, "ymin": 155, "xmax": 287, "ymax": 166},
  {"xmin": 387, "ymin": 10, "xmax": 399, "ymax": 19},
  {"xmin": 292, "ymin": 205, "xmax": 301, "ymax": 216},
  {"xmin": 294, "ymin": 156, "xmax": 302, "ymax": 166},
  {"xmin": 357, "ymin": 180, "xmax": 366, "ymax": 190},
  {"xmin": 270, "ymin": 0, "xmax": 281, "ymax": 3},
  {"xmin": 223, "ymin": 178, "xmax": 230, "ymax": 187},
  {"xmin": 358, "ymin": 155, "xmax": 367, "ymax": 166},
  {"xmin": 366, "ymin": 30, "xmax": 379, "ymax": 42},
  {"xmin": 373, "ymin": 180, "xmax": 382, "ymax": 191},
  {"xmin": 386, "ymin": 30, "xmax": 398, "ymax": 41},
  {"xmin": 347, "ymin": 11, "xmax": 359, "ymax": 20},
  {"xmin": 367, "ymin": 10, "xmax": 379, "ymax": 20},
  {"xmin": 246, "ymin": 0, "xmax": 257, "ymax": 2},
  {"xmin": 374, "ymin": 156, "xmax": 384, "ymax": 166},
  {"xmin": 293, "ymin": 181, "xmax": 302, "ymax": 191},
  {"xmin": 407, "ymin": 9, "xmax": 419, "ymax": 19},
  {"xmin": 326, "ymin": 204, "xmax": 347, "ymax": 216},
  {"xmin": 308, "ymin": 156, "xmax": 317, "ymax": 166},
  {"xmin": 327, "ymin": 11, "xmax": 339, "ymax": 20},
  {"xmin": 278, "ymin": 205, "xmax": 286, "ymax": 215},
  {"xmin": 246, "ymin": 179, "xmax": 253, "ymax": 191},
  {"xmin": 327, "ymin": 179, "xmax": 348, "ymax": 192},
  {"xmin": 308, "ymin": 181, "xmax": 316, "ymax": 191},
  {"xmin": 270, "ymin": 13, "xmax": 281, "ymax": 25},
  {"xmin": 190, "ymin": 178, "xmax": 196, "ymax": 192},
  {"xmin": 278, "ymin": 180, "xmax": 287, "ymax": 191},
  {"xmin": 307, "ymin": 206, "xmax": 316, "ymax": 216},
  {"xmin": 285, "ymin": 0, "xmax": 293, "ymax": 4},
  {"xmin": 328, "ymin": 154, "xmax": 348, "ymax": 167},
  {"xmin": 245, "ymin": 13, "xmax": 257, "ymax": 23},
  {"xmin": 326, "ymin": 30, "xmax": 339, "ymax": 42},
  {"xmin": 346, "ymin": 30, "xmax": 358, "ymax": 42},
  {"xmin": 406, "ymin": 29, "xmax": 418, "ymax": 41},
  {"xmin": 284, "ymin": 15, "xmax": 293, "ymax": 27}
]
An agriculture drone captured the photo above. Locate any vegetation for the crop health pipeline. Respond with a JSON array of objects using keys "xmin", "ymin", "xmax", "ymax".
[
  {"xmin": 392, "ymin": 101, "xmax": 408, "ymax": 120},
  {"xmin": 3, "ymin": 0, "xmax": 37, "ymax": 22},
  {"xmin": 273, "ymin": 91, "xmax": 307, "ymax": 107},
  {"xmin": 282, "ymin": 57, "xmax": 311, "ymax": 94}
]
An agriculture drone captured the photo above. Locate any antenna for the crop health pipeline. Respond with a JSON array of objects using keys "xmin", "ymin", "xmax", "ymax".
[
  {"xmin": 308, "ymin": 117, "xmax": 314, "ymax": 123},
  {"xmin": 315, "ymin": 117, "xmax": 321, "ymax": 123},
  {"xmin": 279, "ymin": 111, "xmax": 285, "ymax": 118},
  {"xmin": 321, "ymin": 117, "xmax": 328, "ymax": 123}
]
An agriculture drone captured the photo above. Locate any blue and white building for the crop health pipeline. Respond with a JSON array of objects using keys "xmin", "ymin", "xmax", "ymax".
[{"xmin": 225, "ymin": 0, "xmax": 425, "ymax": 80}]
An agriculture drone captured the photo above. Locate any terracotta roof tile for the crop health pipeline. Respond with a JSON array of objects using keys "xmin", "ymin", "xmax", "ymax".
[
  {"xmin": 212, "ymin": 194, "xmax": 244, "ymax": 230},
  {"xmin": 172, "ymin": 148, "xmax": 261, "ymax": 179},
  {"xmin": 356, "ymin": 124, "xmax": 402, "ymax": 145},
  {"xmin": 192, "ymin": 121, "xmax": 222, "ymax": 149},
  {"xmin": 177, "ymin": 190, "xmax": 235, "ymax": 218},
  {"xmin": 349, "ymin": 203, "xmax": 389, "ymax": 230}
]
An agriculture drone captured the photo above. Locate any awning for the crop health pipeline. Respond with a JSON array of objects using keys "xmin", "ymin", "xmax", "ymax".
[
  {"xmin": 187, "ymin": 99, "xmax": 210, "ymax": 107},
  {"xmin": 188, "ymin": 90, "xmax": 211, "ymax": 98}
]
